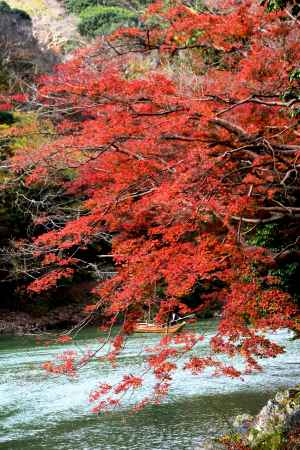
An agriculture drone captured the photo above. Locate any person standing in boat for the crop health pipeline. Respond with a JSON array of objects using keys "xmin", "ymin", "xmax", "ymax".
[{"xmin": 170, "ymin": 309, "xmax": 181, "ymax": 325}]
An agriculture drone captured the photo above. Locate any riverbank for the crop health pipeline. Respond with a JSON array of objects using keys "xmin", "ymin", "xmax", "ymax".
[
  {"xmin": 221, "ymin": 386, "xmax": 300, "ymax": 449},
  {"xmin": 0, "ymin": 305, "xmax": 88, "ymax": 335}
]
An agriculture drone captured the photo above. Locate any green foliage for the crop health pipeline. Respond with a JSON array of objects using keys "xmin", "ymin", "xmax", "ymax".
[
  {"xmin": 260, "ymin": 0, "xmax": 300, "ymax": 15},
  {"xmin": 65, "ymin": 0, "xmax": 149, "ymax": 14},
  {"xmin": 251, "ymin": 430, "xmax": 286, "ymax": 449},
  {"xmin": 260, "ymin": 0, "xmax": 286, "ymax": 11},
  {"xmin": 289, "ymin": 67, "xmax": 300, "ymax": 81},
  {"xmin": 291, "ymin": 107, "xmax": 300, "ymax": 117},
  {"xmin": 286, "ymin": 67, "xmax": 300, "ymax": 116},
  {"xmin": 65, "ymin": 0, "xmax": 100, "ymax": 14},
  {"xmin": 248, "ymin": 224, "xmax": 300, "ymax": 302},
  {"xmin": 190, "ymin": 0, "xmax": 206, "ymax": 12},
  {"xmin": 0, "ymin": 1, "xmax": 10, "ymax": 13},
  {"xmin": 0, "ymin": 111, "xmax": 14, "ymax": 125},
  {"xmin": 248, "ymin": 224, "xmax": 279, "ymax": 251},
  {"xmin": 186, "ymin": 29, "xmax": 204, "ymax": 46},
  {"xmin": 64, "ymin": 0, "xmax": 150, "ymax": 37},
  {"xmin": 270, "ymin": 262, "xmax": 300, "ymax": 297},
  {"xmin": 78, "ymin": 5, "xmax": 138, "ymax": 37},
  {"xmin": 282, "ymin": 88, "xmax": 299, "ymax": 102}
]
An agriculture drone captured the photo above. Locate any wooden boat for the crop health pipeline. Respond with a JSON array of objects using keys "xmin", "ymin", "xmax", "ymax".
[{"xmin": 133, "ymin": 321, "xmax": 186, "ymax": 334}]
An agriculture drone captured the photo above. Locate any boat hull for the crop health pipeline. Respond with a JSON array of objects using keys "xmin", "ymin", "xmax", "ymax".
[{"xmin": 133, "ymin": 322, "xmax": 185, "ymax": 334}]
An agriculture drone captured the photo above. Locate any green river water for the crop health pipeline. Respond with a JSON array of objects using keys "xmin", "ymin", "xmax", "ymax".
[{"xmin": 0, "ymin": 320, "xmax": 299, "ymax": 450}]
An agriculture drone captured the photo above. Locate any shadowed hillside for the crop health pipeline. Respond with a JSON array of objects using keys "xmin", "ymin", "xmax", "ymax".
[
  {"xmin": 5, "ymin": 0, "xmax": 83, "ymax": 54},
  {"xmin": 0, "ymin": 1, "xmax": 59, "ymax": 87}
]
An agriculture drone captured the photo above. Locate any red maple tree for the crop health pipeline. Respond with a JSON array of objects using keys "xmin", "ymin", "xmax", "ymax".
[{"xmin": 10, "ymin": 0, "xmax": 300, "ymax": 410}]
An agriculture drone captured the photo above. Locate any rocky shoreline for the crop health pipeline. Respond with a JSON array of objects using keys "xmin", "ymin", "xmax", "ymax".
[{"xmin": 211, "ymin": 386, "xmax": 300, "ymax": 450}]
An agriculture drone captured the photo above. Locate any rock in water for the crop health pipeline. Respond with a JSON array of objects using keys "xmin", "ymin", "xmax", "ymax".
[{"xmin": 231, "ymin": 387, "xmax": 300, "ymax": 449}]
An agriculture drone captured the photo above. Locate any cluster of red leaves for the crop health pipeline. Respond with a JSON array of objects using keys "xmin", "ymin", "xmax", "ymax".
[
  {"xmin": 221, "ymin": 438, "xmax": 251, "ymax": 450},
  {"xmin": 88, "ymin": 374, "xmax": 143, "ymax": 412},
  {"xmin": 112, "ymin": 0, "xmax": 258, "ymax": 54},
  {"xmin": 28, "ymin": 268, "xmax": 74, "ymax": 293},
  {"xmin": 85, "ymin": 331, "xmax": 205, "ymax": 412},
  {"xmin": 42, "ymin": 350, "xmax": 77, "ymax": 376},
  {"xmin": 0, "ymin": 93, "xmax": 27, "ymax": 111},
  {"xmin": 11, "ymin": 0, "xmax": 300, "ymax": 412}
]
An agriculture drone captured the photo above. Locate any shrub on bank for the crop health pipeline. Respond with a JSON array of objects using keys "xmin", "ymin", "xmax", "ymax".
[
  {"xmin": 0, "ymin": 1, "xmax": 10, "ymax": 13},
  {"xmin": 65, "ymin": 0, "xmax": 150, "ymax": 14},
  {"xmin": 221, "ymin": 387, "xmax": 300, "ymax": 449},
  {"xmin": 64, "ymin": 0, "xmax": 100, "ymax": 14},
  {"xmin": 78, "ymin": 6, "xmax": 138, "ymax": 37}
]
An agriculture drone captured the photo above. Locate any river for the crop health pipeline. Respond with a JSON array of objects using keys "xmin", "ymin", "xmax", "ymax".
[{"xmin": 0, "ymin": 320, "xmax": 299, "ymax": 450}]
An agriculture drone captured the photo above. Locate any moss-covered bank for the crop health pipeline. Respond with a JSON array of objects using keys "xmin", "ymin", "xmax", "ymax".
[{"xmin": 222, "ymin": 387, "xmax": 300, "ymax": 449}]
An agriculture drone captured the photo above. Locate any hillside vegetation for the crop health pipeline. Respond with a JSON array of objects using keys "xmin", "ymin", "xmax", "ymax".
[{"xmin": 64, "ymin": 0, "xmax": 151, "ymax": 36}]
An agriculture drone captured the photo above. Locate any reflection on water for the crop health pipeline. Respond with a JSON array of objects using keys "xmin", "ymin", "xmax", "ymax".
[{"xmin": 0, "ymin": 321, "xmax": 299, "ymax": 450}]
